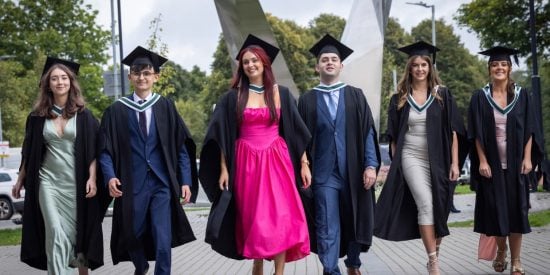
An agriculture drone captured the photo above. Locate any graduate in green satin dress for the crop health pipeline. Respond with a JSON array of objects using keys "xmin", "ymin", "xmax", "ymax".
[{"xmin": 12, "ymin": 57, "xmax": 104, "ymax": 275}]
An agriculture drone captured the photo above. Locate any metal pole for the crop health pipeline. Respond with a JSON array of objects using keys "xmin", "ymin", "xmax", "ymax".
[
  {"xmin": 0, "ymin": 107, "xmax": 3, "ymax": 143},
  {"xmin": 529, "ymin": 0, "xmax": 545, "ymax": 158},
  {"xmin": 431, "ymin": 5, "xmax": 436, "ymax": 47},
  {"xmin": 110, "ymin": 0, "xmax": 119, "ymax": 99},
  {"xmin": 117, "ymin": 0, "xmax": 125, "ymax": 97}
]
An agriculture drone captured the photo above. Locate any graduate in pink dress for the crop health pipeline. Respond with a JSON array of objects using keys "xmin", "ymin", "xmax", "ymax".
[{"xmin": 199, "ymin": 34, "xmax": 313, "ymax": 275}]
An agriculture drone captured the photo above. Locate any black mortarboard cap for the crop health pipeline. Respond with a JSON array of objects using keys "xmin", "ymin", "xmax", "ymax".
[
  {"xmin": 398, "ymin": 41, "xmax": 440, "ymax": 64},
  {"xmin": 478, "ymin": 46, "xmax": 520, "ymax": 65},
  {"xmin": 309, "ymin": 34, "xmax": 354, "ymax": 61},
  {"xmin": 42, "ymin": 57, "xmax": 80, "ymax": 77},
  {"xmin": 237, "ymin": 34, "xmax": 280, "ymax": 63},
  {"xmin": 122, "ymin": 46, "xmax": 168, "ymax": 72}
]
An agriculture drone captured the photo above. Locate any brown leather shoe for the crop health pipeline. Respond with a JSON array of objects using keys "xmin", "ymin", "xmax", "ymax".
[{"xmin": 347, "ymin": 267, "xmax": 361, "ymax": 275}]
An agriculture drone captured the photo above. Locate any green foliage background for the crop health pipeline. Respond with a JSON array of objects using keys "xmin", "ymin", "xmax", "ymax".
[{"xmin": 1, "ymin": 0, "xmax": 548, "ymax": 159}]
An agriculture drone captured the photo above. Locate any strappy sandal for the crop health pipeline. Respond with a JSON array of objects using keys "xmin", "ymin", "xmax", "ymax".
[
  {"xmin": 492, "ymin": 245, "xmax": 508, "ymax": 273},
  {"xmin": 510, "ymin": 258, "xmax": 525, "ymax": 275},
  {"xmin": 427, "ymin": 251, "xmax": 440, "ymax": 275}
]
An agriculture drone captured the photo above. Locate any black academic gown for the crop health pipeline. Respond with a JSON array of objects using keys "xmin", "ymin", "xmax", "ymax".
[
  {"xmin": 19, "ymin": 109, "xmax": 105, "ymax": 270},
  {"xmin": 374, "ymin": 87, "xmax": 466, "ymax": 241},
  {"xmin": 468, "ymin": 86, "xmax": 543, "ymax": 236},
  {"xmin": 199, "ymin": 86, "xmax": 312, "ymax": 259},
  {"xmin": 298, "ymin": 85, "xmax": 381, "ymax": 256},
  {"xmin": 98, "ymin": 97, "xmax": 197, "ymax": 264}
]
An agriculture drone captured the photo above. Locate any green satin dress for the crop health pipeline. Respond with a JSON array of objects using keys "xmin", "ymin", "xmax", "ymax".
[{"xmin": 38, "ymin": 114, "xmax": 78, "ymax": 274}]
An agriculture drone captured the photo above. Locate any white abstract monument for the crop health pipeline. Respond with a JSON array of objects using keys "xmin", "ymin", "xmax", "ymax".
[
  {"xmin": 214, "ymin": 0, "xmax": 391, "ymax": 127},
  {"xmin": 340, "ymin": 0, "xmax": 392, "ymax": 129},
  {"xmin": 214, "ymin": 0, "xmax": 299, "ymax": 97}
]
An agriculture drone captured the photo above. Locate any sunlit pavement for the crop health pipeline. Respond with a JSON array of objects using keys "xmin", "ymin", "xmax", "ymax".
[{"xmin": 2, "ymin": 192, "xmax": 550, "ymax": 274}]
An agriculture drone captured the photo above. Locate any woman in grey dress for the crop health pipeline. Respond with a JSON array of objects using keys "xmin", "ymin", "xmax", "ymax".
[
  {"xmin": 375, "ymin": 42, "xmax": 464, "ymax": 275},
  {"xmin": 12, "ymin": 57, "xmax": 104, "ymax": 275}
]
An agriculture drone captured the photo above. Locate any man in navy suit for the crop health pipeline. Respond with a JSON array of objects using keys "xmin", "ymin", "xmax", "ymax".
[
  {"xmin": 298, "ymin": 34, "xmax": 380, "ymax": 275},
  {"xmin": 98, "ymin": 46, "xmax": 197, "ymax": 275}
]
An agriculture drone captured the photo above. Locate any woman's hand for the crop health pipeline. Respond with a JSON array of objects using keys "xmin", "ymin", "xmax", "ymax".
[
  {"xmin": 12, "ymin": 180, "xmax": 24, "ymax": 199},
  {"xmin": 85, "ymin": 178, "xmax": 97, "ymax": 198},
  {"xmin": 521, "ymin": 158, "xmax": 532, "ymax": 175},
  {"xmin": 479, "ymin": 161, "xmax": 492, "ymax": 178},
  {"xmin": 219, "ymin": 167, "xmax": 229, "ymax": 190},
  {"xmin": 301, "ymin": 162, "xmax": 311, "ymax": 189},
  {"xmin": 449, "ymin": 163, "xmax": 460, "ymax": 181}
]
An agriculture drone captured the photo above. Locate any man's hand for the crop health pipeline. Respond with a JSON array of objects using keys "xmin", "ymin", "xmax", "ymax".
[
  {"xmin": 363, "ymin": 167, "xmax": 377, "ymax": 190},
  {"xmin": 108, "ymin": 178, "xmax": 123, "ymax": 198},
  {"xmin": 181, "ymin": 185, "xmax": 192, "ymax": 204}
]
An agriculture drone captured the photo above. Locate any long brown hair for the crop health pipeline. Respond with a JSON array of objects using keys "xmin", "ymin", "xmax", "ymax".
[
  {"xmin": 231, "ymin": 45, "xmax": 277, "ymax": 125},
  {"xmin": 34, "ymin": 63, "xmax": 85, "ymax": 119},
  {"xmin": 396, "ymin": 55, "xmax": 443, "ymax": 109}
]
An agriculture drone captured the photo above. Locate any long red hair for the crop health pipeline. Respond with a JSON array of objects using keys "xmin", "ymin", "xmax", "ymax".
[{"xmin": 231, "ymin": 45, "xmax": 277, "ymax": 125}]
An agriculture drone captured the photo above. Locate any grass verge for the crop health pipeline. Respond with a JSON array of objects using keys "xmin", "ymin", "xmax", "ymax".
[
  {"xmin": 0, "ymin": 228, "xmax": 22, "ymax": 246},
  {"xmin": 449, "ymin": 209, "xmax": 550, "ymax": 227}
]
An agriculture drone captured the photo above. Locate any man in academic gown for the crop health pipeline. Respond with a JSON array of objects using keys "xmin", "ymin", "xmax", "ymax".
[
  {"xmin": 98, "ymin": 46, "xmax": 197, "ymax": 275},
  {"xmin": 298, "ymin": 34, "xmax": 380, "ymax": 275}
]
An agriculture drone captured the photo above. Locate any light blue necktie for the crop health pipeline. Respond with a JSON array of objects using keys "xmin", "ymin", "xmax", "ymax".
[{"xmin": 326, "ymin": 91, "xmax": 338, "ymax": 121}]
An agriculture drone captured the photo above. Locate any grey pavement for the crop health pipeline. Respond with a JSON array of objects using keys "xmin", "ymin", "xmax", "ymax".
[{"xmin": 1, "ymin": 192, "xmax": 550, "ymax": 274}]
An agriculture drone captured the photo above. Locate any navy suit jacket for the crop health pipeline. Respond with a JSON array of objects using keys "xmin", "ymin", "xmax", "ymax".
[{"xmin": 313, "ymin": 90, "xmax": 347, "ymax": 185}]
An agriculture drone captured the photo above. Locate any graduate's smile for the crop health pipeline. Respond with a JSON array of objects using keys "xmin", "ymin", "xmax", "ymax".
[
  {"xmin": 410, "ymin": 57, "xmax": 430, "ymax": 82},
  {"xmin": 129, "ymin": 69, "xmax": 158, "ymax": 93},
  {"xmin": 489, "ymin": 61, "xmax": 510, "ymax": 81},
  {"xmin": 242, "ymin": 51, "xmax": 264, "ymax": 81},
  {"xmin": 316, "ymin": 53, "xmax": 343, "ymax": 80},
  {"xmin": 49, "ymin": 68, "xmax": 71, "ymax": 96}
]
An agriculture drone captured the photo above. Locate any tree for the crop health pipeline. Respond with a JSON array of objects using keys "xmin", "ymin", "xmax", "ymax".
[
  {"xmin": 168, "ymin": 63, "xmax": 207, "ymax": 101},
  {"xmin": 308, "ymin": 13, "xmax": 346, "ymax": 41},
  {"xmin": 0, "ymin": 0, "xmax": 111, "ymax": 143},
  {"xmin": 0, "ymin": 0, "xmax": 110, "ymax": 68},
  {"xmin": 0, "ymin": 60, "xmax": 36, "ymax": 146},
  {"xmin": 145, "ymin": 14, "xmax": 176, "ymax": 98},
  {"xmin": 199, "ymin": 34, "xmax": 233, "ymax": 121},
  {"xmin": 456, "ymin": 0, "xmax": 550, "ymax": 157},
  {"xmin": 267, "ymin": 14, "xmax": 316, "ymax": 93},
  {"xmin": 175, "ymin": 99, "xmax": 207, "ymax": 157},
  {"xmin": 455, "ymin": 0, "xmax": 550, "ymax": 59}
]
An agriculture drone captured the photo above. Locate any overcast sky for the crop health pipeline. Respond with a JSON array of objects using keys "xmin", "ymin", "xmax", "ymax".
[{"xmin": 85, "ymin": 0, "xmax": 480, "ymax": 72}]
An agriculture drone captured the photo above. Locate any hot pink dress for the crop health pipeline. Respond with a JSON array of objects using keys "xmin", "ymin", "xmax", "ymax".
[{"xmin": 234, "ymin": 107, "xmax": 310, "ymax": 262}]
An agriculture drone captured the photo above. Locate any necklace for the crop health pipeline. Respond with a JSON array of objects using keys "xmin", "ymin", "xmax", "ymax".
[{"xmin": 249, "ymin": 84, "xmax": 265, "ymax": 94}]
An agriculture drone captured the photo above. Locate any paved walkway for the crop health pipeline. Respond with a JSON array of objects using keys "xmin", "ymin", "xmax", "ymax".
[{"xmin": 1, "ymin": 192, "xmax": 550, "ymax": 274}]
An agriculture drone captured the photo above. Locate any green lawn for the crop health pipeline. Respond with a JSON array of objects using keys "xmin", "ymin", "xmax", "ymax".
[
  {"xmin": 0, "ymin": 228, "xmax": 22, "ymax": 246},
  {"xmin": 448, "ymin": 209, "xmax": 550, "ymax": 227},
  {"xmin": 2, "ymin": 209, "xmax": 549, "ymax": 246},
  {"xmin": 454, "ymin": 183, "xmax": 474, "ymax": 195}
]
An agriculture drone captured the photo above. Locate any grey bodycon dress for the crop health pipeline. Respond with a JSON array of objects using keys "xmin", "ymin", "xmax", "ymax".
[{"xmin": 401, "ymin": 108, "xmax": 433, "ymax": 225}]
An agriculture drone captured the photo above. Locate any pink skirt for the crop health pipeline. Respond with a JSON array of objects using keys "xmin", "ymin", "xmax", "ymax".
[{"xmin": 233, "ymin": 136, "xmax": 310, "ymax": 262}]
